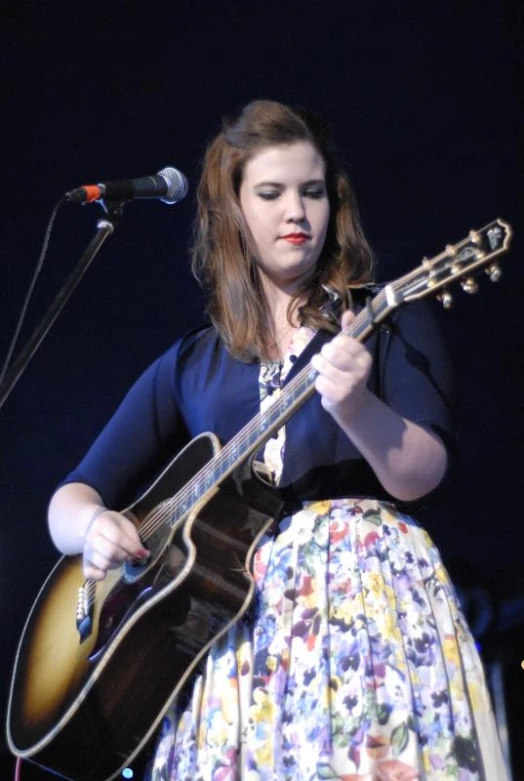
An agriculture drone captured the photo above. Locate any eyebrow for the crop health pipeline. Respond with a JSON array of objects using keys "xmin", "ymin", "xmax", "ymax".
[{"xmin": 254, "ymin": 178, "xmax": 326, "ymax": 188}]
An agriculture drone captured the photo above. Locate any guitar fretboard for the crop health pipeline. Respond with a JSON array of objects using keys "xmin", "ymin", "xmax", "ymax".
[
  {"xmin": 172, "ymin": 286, "xmax": 394, "ymax": 522},
  {"xmin": 158, "ymin": 217, "xmax": 512, "ymax": 528}
]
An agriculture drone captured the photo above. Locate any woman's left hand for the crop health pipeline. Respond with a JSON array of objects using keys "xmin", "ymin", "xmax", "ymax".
[{"xmin": 311, "ymin": 310, "xmax": 372, "ymax": 425}]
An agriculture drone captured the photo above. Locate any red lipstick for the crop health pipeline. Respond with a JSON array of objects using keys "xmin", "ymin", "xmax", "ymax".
[{"xmin": 281, "ymin": 232, "xmax": 310, "ymax": 245}]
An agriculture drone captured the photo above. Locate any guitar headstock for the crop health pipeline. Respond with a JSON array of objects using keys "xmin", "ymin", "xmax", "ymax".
[{"xmin": 388, "ymin": 218, "xmax": 513, "ymax": 308}]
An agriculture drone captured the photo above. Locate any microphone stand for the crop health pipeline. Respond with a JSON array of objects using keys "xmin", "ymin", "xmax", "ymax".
[{"xmin": 0, "ymin": 199, "xmax": 127, "ymax": 411}]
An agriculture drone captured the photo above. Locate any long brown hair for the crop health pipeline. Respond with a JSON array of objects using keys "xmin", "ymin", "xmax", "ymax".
[{"xmin": 192, "ymin": 100, "xmax": 375, "ymax": 361}]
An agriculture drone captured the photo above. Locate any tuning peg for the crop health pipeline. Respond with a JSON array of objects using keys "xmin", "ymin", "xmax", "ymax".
[
  {"xmin": 461, "ymin": 277, "xmax": 479, "ymax": 294},
  {"xmin": 437, "ymin": 290, "xmax": 453, "ymax": 308},
  {"xmin": 485, "ymin": 263, "xmax": 502, "ymax": 282},
  {"xmin": 469, "ymin": 229, "xmax": 482, "ymax": 245}
]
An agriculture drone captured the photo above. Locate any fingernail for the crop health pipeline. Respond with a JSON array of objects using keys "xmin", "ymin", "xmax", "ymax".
[{"xmin": 131, "ymin": 551, "xmax": 150, "ymax": 567}]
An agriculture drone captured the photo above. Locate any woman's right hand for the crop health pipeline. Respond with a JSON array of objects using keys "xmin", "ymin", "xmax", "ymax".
[{"xmin": 82, "ymin": 508, "xmax": 149, "ymax": 581}]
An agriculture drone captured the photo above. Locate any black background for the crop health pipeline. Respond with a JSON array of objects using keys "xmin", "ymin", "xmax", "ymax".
[{"xmin": 1, "ymin": 1, "xmax": 523, "ymax": 778}]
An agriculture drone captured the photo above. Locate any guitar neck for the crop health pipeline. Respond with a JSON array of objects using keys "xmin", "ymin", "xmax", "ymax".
[
  {"xmin": 220, "ymin": 288, "xmax": 392, "ymax": 466},
  {"xmin": 167, "ymin": 288, "xmax": 396, "ymax": 523},
  {"xmin": 167, "ymin": 217, "xmax": 512, "ymax": 525}
]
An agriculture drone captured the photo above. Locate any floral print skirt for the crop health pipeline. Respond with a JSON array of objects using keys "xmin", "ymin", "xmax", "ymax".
[{"xmin": 146, "ymin": 498, "xmax": 507, "ymax": 780}]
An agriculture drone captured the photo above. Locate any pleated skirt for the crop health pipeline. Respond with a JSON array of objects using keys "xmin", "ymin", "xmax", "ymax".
[{"xmin": 146, "ymin": 498, "xmax": 507, "ymax": 780}]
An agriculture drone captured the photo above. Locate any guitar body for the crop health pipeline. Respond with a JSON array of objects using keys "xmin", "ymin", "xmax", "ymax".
[{"xmin": 7, "ymin": 433, "xmax": 282, "ymax": 781}]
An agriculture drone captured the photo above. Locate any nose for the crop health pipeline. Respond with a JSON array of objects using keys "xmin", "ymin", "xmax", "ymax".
[{"xmin": 283, "ymin": 190, "xmax": 306, "ymax": 223}]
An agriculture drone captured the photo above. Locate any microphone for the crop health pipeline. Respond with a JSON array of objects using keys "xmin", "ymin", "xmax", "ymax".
[{"xmin": 65, "ymin": 166, "xmax": 189, "ymax": 205}]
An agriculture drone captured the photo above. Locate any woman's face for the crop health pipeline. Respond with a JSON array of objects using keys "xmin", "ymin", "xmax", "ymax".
[{"xmin": 239, "ymin": 141, "xmax": 330, "ymax": 293}]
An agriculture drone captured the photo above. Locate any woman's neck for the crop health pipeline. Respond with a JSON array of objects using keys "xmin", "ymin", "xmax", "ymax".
[{"xmin": 264, "ymin": 288, "xmax": 304, "ymax": 362}]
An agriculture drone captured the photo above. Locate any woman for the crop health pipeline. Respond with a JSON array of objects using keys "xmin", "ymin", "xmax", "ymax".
[{"xmin": 48, "ymin": 100, "xmax": 506, "ymax": 779}]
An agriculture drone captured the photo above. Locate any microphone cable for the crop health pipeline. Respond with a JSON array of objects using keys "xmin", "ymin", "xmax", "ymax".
[{"xmin": 0, "ymin": 195, "xmax": 66, "ymax": 387}]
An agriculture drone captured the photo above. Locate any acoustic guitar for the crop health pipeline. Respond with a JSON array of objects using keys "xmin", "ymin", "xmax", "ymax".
[{"xmin": 6, "ymin": 219, "xmax": 512, "ymax": 780}]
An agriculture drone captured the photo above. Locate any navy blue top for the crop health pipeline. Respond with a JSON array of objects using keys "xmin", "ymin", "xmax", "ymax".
[{"xmin": 62, "ymin": 300, "xmax": 455, "ymax": 511}]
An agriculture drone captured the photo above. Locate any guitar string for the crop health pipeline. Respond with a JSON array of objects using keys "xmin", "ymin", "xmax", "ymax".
[
  {"xmin": 103, "ymin": 221, "xmax": 504, "ymax": 558},
  {"xmin": 86, "ymin": 271, "xmax": 430, "ymax": 613},
  {"xmin": 84, "ymin": 227, "xmax": 499, "ymax": 606},
  {"xmin": 134, "ymin": 235, "xmax": 477, "ymax": 543},
  {"xmin": 123, "ymin": 285, "xmax": 392, "ymax": 548},
  {"xmin": 134, "ymin": 230, "xmax": 484, "ymax": 544},
  {"xmin": 104, "ymin": 279, "xmax": 404, "ymax": 562},
  {"xmin": 83, "ymin": 289, "xmax": 389, "ymax": 609}
]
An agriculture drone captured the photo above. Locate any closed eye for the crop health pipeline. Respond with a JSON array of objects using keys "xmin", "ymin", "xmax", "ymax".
[
  {"xmin": 303, "ymin": 187, "xmax": 326, "ymax": 199},
  {"xmin": 257, "ymin": 191, "xmax": 280, "ymax": 201}
]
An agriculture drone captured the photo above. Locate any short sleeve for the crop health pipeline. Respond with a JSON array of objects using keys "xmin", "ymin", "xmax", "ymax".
[
  {"xmin": 60, "ymin": 342, "xmax": 190, "ymax": 509},
  {"xmin": 379, "ymin": 299, "xmax": 456, "ymax": 454}
]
